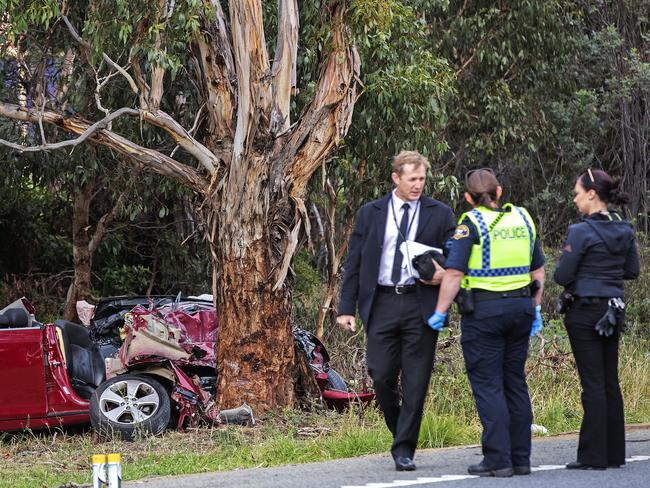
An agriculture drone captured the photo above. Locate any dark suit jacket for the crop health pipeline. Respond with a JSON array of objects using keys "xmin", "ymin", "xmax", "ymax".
[{"xmin": 338, "ymin": 194, "xmax": 457, "ymax": 327}]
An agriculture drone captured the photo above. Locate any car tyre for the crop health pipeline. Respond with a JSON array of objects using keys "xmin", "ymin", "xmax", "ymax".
[{"xmin": 90, "ymin": 373, "xmax": 171, "ymax": 440}]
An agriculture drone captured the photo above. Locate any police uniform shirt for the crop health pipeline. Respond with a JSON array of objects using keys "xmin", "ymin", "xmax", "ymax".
[
  {"xmin": 554, "ymin": 211, "xmax": 639, "ymax": 297},
  {"xmin": 445, "ymin": 208, "xmax": 545, "ymax": 273}
]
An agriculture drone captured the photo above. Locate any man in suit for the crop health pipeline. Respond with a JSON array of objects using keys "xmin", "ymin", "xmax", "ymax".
[{"xmin": 337, "ymin": 150, "xmax": 456, "ymax": 471}]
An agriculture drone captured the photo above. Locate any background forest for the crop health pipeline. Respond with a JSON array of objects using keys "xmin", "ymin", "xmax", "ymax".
[{"xmin": 2, "ymin": 0, "xmax": 648, "ymax": 324}]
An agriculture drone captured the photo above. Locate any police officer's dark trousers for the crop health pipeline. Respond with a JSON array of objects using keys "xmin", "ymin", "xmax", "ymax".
[
  {"xmin": 460, "ymin": 297, "xmax": 534, "ymax": 469},
  {"xmin": 366, "ymin": 289, "xmax": 438, "ymax": 459},
  {"xmin": 565, "ymin": 299, "xmax": 625, "ymax": 468}
]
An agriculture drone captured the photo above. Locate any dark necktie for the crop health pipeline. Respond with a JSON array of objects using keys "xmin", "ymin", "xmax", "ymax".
[{"xmin": 391, "ymin": 202, "xmax": 410, "ymax": 285}]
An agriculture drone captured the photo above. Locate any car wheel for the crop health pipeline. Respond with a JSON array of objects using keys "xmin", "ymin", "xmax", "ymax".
[
  {"xmin": 326, "ymin": 368, "xmax": 347, "ymax": 391},
  {"xmin": 90, "ymin": 374, "xmax": 171, "ymax": 440}
]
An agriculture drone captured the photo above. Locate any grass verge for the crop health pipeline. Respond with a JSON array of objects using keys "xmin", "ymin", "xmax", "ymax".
[{"xmin": 1, "ymin": 335, "xmax": 648, "ymax": 488}]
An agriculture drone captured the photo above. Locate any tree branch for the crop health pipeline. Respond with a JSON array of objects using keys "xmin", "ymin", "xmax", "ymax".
[
  {"xmin": 61, "ymin": 14, "xmax": 139, "ymax": 96},
  {"xmin": 0, "ymin": 106, "xmax": 140, "ymax": 151},
  {"xmin": 0, "ymin": 102, "xmax": 207, "ymax": 191},
  {"xmin": 142, "ymin": 109, "xmax": 219, "ymax": 174},
  {"xmin": 273, "ymin": 4, "xmax": 359, "ymax": 198},
  {"xmin": 194, "ymin": 0, "xmax": 236, "ymax": 142},
  {"xmin": 229, "ymin": 0, "xmax": 271, "ymax": 169},
  {"xmin": 1, "ymin": 100, "xmax": 219, "ymax": 174},
  {"xmin": 270, "ymin": 0, "xmax": 299, "ymax": 135}
]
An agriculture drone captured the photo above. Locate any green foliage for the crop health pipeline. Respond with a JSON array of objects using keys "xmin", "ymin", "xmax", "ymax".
[
  {"xmin": 0, "ymin": 164, "xmax": 72, "ymax": 276},
  {"xmin": 0, "ymin": 0, "xmax": 61, "ymax": 42},
  {"xmin": 292, "ymin": 251, "xmax": 324, "ymax": 329},
  {"xmin": 77, "ymin": 0, "xmax": 205, "ymax": 75},
  {"xmin": 347, "ymin": 0, "xmax": 455, "ymax": 160},
  {"xmin": 98, "ymin": 264, "xmax": 151, "ymax": 296}
]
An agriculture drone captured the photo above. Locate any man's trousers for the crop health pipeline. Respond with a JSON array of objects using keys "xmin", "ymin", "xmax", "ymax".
[{"xmin": 366, "ymin": 290, "xmax": 438, "ymax": 459}]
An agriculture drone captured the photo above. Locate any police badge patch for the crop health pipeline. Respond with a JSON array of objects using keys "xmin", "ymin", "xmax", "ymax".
[{"xmin": 453, "ymin": 224, "xmax": 470, "ymax": 240}]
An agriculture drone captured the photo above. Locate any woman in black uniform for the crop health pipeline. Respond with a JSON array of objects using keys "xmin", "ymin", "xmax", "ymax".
[{"xmin": 554, "ymin": 168, "xmax": 639, "ymax": 470}]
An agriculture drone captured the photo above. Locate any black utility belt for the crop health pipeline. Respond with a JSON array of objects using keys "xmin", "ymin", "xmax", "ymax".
[
  {"xmin": 377, "ymin": 284, "xmax": 417, "ymax": 295},
  {"xmin": 556, "ymin": 293, "xmax": 611, "ymax": 314},
  {"xmin": 574, "ymin": 296, "xmax": 609, "ymax": 304},
  {"xmin": 472, "ymin": 286, "xmax": 531, "ymax": 303}
]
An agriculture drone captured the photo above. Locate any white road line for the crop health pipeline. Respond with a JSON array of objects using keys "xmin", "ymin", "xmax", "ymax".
[
  {"xmin": 341, "ymin": 455, "xmax": 650, "ymax": 488},
  {"xmin": 342, "ymin": 475, "xmax": 478, "ymax": 488},
  {"xmin": 628, "ymin": 455, "xmax": 650, "ymax": 462},
  {"xmin": 531, "ymin": 465, "xmax": 565, "ymax": 471}
]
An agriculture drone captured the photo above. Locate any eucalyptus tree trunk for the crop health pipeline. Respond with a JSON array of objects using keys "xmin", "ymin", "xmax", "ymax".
[
  {"xmin": 198, "ymin": 1, "xmax": 358, "ymax": 411},
  {"xmin": 212, "ymin": 186, "xmax": 296, "ymax": 408}
]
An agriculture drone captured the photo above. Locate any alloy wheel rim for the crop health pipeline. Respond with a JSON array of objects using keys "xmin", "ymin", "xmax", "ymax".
[{"xmin": 99, "ymin": 379, "xmax": 160, "ymax": 425}]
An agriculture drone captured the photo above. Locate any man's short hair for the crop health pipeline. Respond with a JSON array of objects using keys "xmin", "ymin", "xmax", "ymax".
[{"xmin": 391, "ymin": 150, "xmax": 431, "ymax": 175}]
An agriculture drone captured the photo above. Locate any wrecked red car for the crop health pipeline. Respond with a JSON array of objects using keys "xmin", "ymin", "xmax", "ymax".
[
  {"xmin": 0, "ymin": 297, "xmax": 104, "ymax": 432},
  {"xmin": 0, "ymin": 296, "xmax": 374, "ymax": 437}
]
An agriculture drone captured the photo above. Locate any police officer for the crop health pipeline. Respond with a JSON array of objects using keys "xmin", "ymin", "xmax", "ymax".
[
  {"xmin": 554, "ymin": 169, "xmax": 639, "ymax": 470},
  {"xmin": 428, "ymin": 168, "xmax": 545, "ymax": 477}
]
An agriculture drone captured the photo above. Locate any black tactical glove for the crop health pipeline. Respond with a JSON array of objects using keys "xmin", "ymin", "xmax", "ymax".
[{"xmin": 595, "ymin": 298, "xmax": 625, "ymax": 337}]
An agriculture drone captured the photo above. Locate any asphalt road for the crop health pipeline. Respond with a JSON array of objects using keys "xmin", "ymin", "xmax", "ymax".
[{"xmin": 126, "ymin": 427, "xmax": 650, "ymax": 488}]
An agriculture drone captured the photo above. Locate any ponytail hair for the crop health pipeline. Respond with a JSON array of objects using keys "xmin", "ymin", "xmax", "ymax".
[
  {"xmin": 608, "ymin": 181, "xmax": 630, "ymax": 206},
  {"xmin": 578, "ymin": 169, "xmax": 630, "ymax": 206},
  {"xmin": 465, "ymin": 168, "xmax": 499, "ymax": 207}
]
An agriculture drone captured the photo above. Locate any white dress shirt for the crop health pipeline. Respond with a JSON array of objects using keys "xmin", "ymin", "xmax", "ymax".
[{"xmin": 378, "ymin": 191, "xmax": 420, "ymax": 285}]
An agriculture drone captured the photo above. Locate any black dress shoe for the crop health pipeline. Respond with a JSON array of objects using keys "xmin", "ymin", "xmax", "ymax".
[
  {"xmin": 468, "ymin": 462, "xmax": 514, "ymax": 477},
  {"xmin": 565, "ymin": 461, "xmax": 606, "ymax": 470},
  {"xmin": 513, "ymin": 465, "xmax": 531, "ymax": 475},
  {"xmin": 394, "ymin": 456, "xmax": 416, "ymax": 471}
]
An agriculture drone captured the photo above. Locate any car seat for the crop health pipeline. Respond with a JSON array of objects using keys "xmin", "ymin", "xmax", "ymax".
[
  {"xmin": 54, "ymin": 320, "xmax": 107, "ymax": 399},
  {"xmin": 0, "ymin": 308, "xmax": 29, "ymax": 328}
]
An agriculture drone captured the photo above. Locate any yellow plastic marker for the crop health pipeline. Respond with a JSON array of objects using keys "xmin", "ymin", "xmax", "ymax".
[
  {"xmin": 106, "ymin": 453, "xmax": 122, "ymax": 488},
  {"xmin": 91, "ymin": 454, "xmax": 107, "ymax": 488}
]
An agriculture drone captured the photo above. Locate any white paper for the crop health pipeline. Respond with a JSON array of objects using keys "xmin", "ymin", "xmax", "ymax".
[{"xmin": 400, "ymin": 240, "xmax": 443, "ymax": 279}]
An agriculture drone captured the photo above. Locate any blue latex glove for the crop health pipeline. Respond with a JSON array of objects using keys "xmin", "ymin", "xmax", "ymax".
[
  {"xmin": 530, "ymin": 305, "xmax": 543, "ymax": 336},
  {"xmin": 427, "ymin": 311, "xmax": 447, "ymax": 331}
]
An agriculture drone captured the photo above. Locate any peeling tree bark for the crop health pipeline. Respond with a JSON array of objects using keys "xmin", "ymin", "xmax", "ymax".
[
  {"xmin": 270, "ymin": 0, "xmax": 299, "ymax": 135},
  {"xmin": 195, "ymin": 0, "xmax": 236, "ymax": 147},
  {"xmin": 229, "ymin": 0, "xmax": 271, "ymax": 170}
]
